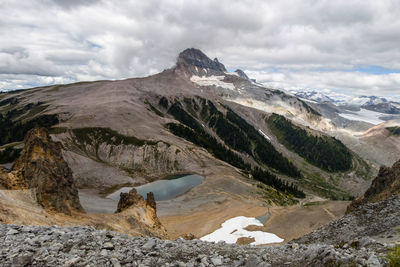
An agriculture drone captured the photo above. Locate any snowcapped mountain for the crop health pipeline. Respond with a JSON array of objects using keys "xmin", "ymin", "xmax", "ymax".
[
  {"xmin": 294, "ymin": 91, "xmax": 337, "ymax": 103},
  {"xmin": 294, "ymin": 90, "xmax": 400, "ymax": 115}
]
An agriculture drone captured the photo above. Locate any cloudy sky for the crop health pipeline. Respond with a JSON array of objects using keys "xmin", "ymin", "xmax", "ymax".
[{"xmin": 1, "ymin": 0, "xmax": 400, "ymax": 99}]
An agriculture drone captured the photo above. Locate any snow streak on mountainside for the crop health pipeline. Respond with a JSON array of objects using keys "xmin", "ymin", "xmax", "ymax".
[{"xmin": 190, "ymin": 75, "xmax": 235, "ymax": 90}]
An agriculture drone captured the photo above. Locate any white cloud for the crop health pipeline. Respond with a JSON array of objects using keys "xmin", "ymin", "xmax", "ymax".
[
  {"xmin": 0, "ymin": 0, "xmax": 400, "ymax": 98},
  {"xmin": 247, "ymin": 70, "xmax": 400, "ymax": 99}
]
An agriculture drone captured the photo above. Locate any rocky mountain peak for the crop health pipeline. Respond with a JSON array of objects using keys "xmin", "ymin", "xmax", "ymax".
[
  {"xmin": 347, "ymin": 159, "xmax": 400, "ymax": 213},
  {"xmin": 234, "ymin": 69, "xmax": 249, "ymax": 80},
  {"xmin": 176, "ymin": 48, "xmax": 226, "ymax": 76},
  {"xmin": 0, "ymin": 128, "xmax": 84, "ymax": 215}
]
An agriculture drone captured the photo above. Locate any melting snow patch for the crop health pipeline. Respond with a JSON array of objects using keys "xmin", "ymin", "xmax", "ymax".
[
  {"xmin": 258, "ymin": 129, "xmax": 271, "ymax": 141},
  {"xmin": 200, "ymin": 216, "xmax": 283, "ymax": 245},
  {"xmin": 338, "ymin": 108, "xmax": 386, "ymax": 125},
  {"xmin": 190, "ymin": 75, "xmax": 235, "ymax": 90}
]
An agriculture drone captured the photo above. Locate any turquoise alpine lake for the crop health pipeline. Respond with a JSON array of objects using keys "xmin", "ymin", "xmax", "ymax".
[{"xmin": 107, "ymin": 174, "xmax": 204, "ymax": 202}]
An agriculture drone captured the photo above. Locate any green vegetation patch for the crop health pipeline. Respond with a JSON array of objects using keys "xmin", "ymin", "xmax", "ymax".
[
  {"xmin": 267, "ymin": 113, "xmax": 352, "ymax": 172},
  {"xmin": 256, "ymin": 183, "xmax": 299, "ymax": 206},
  {"xmin": 0, "ymin": 97, "xmax": 19, "ymax": 107},
  {"xmin": 163, "ymin": 97, "xmax": 306, "ymax": 198},
  {"xmin": 163, "ymin": 173, "xmax": 193, "ymax": 180},
  {"xmin": 72, "ymin": 127, "xmax": 158, "ymax": 148},
  {"xmin": 98, "ymin": 182, "xmax": 134, "ymax": 197},
  {"xmin": 69, "ymin": 127, "xmax": 159, "ymax": 162},
  {"xmin": 252, "ymin": 167, "xmax": 305, "ymax": 198},
  {"xmin": 387, "ymin": 126, "xmax": 400, "ymax": 136},
  {"xmin": 300, "ymin": 171, "xmax": 352, "ymax": 200},
  {"xmin": 385, "ymin": 227, "xmax": 400, "ymax": 266},
  {"xmin": 0, "ymin": 104, "xmax": 58, "ymax": 146},
  {"xmin": 225, "ymin": 109, "xmax": 301, "ymax": 178},
  {"xmin": 0, "ymin": 146, "xmax": 21, "ymax": 164},
  {"xmin": 166, "ymin": 122, "xmax": 251, "ymax": 171},
  {"xmin": 49, "ymin": 127, "xmax": 68, "ymax": 135},
  {"xmin": 145, "ymin": 100, "xmax": 164, "ymax": 117},
  {"xmin": 165, "ymin": 97, "xmax": 301, "ymax": 178}
]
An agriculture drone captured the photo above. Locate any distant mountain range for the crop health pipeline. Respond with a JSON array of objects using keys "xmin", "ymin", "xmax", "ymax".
[{"xmin": 295, "ymin": 90, "xmax": 400, "ymax": 115}]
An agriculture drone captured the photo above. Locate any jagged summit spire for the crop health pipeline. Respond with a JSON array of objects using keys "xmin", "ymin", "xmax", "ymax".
[{"xmin": 176, "ymin": 48, "xmax": 226, "ymax": 76}]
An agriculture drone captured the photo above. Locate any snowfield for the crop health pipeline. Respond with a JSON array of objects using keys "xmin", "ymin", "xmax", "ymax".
[
  {"xmin": 200, "ymin": 216, "xmax": 284, "ymax": 245},
  {"xmin": 190, "ymin": 75, "xmax": 235, "ymax": 90},
  {"xmin": 338, "ymin": 108, "xmax": 386, "ymax": 125}
]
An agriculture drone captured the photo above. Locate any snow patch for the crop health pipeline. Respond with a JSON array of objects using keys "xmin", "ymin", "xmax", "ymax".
[
  {"xmin": 258, "ymin": 129, "xmax": 271, "ymax": 141},
  {"xmin": 298, "ymin": 97, "xmax": 318, "ymax": 104},
  {"xmin": 200, "ymin": 216, "xmax": 283, "ymax": 245},
  {"xmin": 338, "ymin": 108, "xmax": 386, "ymax": 125},
  {"xmin": 224, "ymin": 71, "xmax": 239, "ymax": 77},
  {"xmin": 190, "ymin": 75, "xmax": 235, "ymax": 90}
]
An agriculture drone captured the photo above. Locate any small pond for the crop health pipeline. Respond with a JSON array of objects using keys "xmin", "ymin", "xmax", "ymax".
[{"xmin": 107, "ymin": 174, "xmax": 204, "ymax": 202}]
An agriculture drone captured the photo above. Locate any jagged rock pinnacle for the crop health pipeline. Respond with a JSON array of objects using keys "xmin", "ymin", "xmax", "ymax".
[{"xmin": 0, "ymin": 128, "xmax": 84, "ymax": 215}]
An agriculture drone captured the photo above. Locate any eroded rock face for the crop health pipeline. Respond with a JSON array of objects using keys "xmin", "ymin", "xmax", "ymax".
[
  {"xmin": 116, "ymin": 189, "xmax": 157, "ymax": 214},
  {"xmin": 347, "ymin": 159, "xmax": 400, "ymax": 213},
  {"xmin": 116, "ymin": 189, "xmax": 143, "ymax": 213},
  {"xmin": 1, "ymin": 128, "xmax": 83, "ymax": 215},
  {"xmin": 115, "ymin": 189, "xmax": 166, "ymax": 237}
]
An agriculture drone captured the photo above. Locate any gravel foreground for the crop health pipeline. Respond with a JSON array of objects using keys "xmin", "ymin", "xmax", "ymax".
[{"xmin": 0, "ymin": 223, "xmax": 390, "ymax": 267}]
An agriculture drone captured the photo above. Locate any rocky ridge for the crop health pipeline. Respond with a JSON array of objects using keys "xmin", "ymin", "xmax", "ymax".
[
  {"xmin": 296, "ymin": 196, "xmax": 400, "ymax": 247},
  {"xmin": 347, "ymin": 159, "xmax": 400, "ymax": 213}
]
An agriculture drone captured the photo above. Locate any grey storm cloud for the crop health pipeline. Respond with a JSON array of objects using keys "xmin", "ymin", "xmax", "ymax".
[{"xmin": 1, "ymin": 0, "xmax": 400, "ymax": 98}]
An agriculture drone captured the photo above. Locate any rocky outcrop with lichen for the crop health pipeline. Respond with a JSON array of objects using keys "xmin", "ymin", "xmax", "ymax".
[
  {"xmin": 347, "ymin": 159, "xmax": 400, "ymax": 213},
  {"xmin": 0, "ymin": 128, "xmax": 83, "ymax": 215}
]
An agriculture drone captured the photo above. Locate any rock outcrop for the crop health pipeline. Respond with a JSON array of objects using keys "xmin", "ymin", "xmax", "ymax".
[
  {"xmin": 176, "ymin": 48, "xmax": 226, "ymax": 76},
  {"xmin": 347, "ymin": 159, "xmax": 400, "ymax": 213},
  {"xmin": 116, "ymin": 189, "xmax": 144, "ymax": 213},
  {"xmin": 116, "ymin": 189, "xmax": 166, "ymax": 237},
  {"xmin": 234, "ymin": 69, "xmax": 249, "ymax": 80},
  {"xmin": 0, "ymin": 128, "xmax": 83, "ymax": 215}
]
